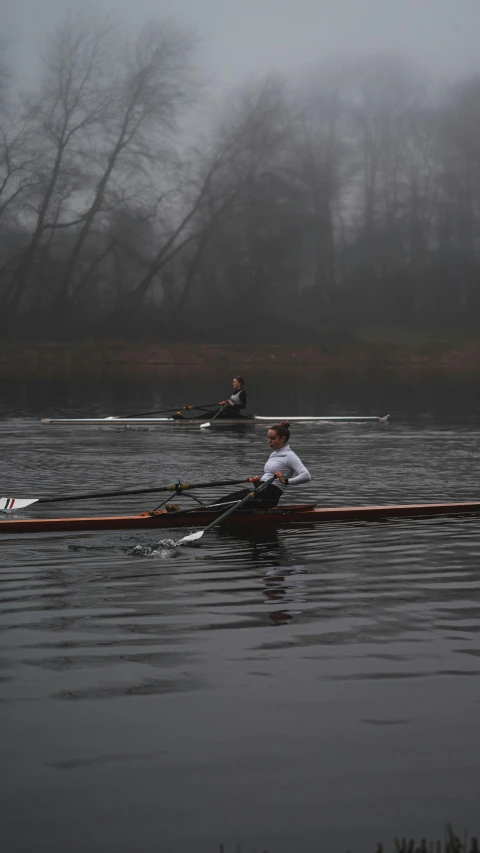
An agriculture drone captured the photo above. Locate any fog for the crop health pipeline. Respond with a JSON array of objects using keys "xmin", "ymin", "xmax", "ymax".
[
  {"xmin": 1, "ymin": 0, "xmax": 480, "ymax": 342},
  {"xmin": 4, "ymin": 0, "xmax": 480, "ymax": 87}
]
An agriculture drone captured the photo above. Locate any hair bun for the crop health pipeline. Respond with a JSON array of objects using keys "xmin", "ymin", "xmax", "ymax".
[{"xmin": 280, "ymin": 421, "xmax": 290, "ymax": 428}]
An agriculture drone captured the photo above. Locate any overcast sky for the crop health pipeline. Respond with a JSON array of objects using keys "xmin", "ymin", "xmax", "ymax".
[{"xmin": 3, "ymin": 0, "xmax": 480, "ymax": 89}]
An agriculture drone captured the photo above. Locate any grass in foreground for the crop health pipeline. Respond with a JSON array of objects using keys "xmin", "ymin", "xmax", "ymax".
[{"xmin": 218, "ymin": 824, "xmax": 479, "ymax": 853}]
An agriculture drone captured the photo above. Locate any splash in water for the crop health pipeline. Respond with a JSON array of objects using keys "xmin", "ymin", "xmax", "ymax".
[{"xmin": 131, "ymin": 539, "xmax": 179, "ymax": 557}]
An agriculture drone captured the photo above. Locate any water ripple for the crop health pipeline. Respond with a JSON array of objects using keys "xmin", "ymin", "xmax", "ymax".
[{"xmin": 2, "ymin": 383, "xmax": 480, "ymax": 850}]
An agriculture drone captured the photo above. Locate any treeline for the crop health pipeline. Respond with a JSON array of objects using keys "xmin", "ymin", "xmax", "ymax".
[{"xmin": 0, "ymin": 16, "xmax": 480, "ymax": 340}]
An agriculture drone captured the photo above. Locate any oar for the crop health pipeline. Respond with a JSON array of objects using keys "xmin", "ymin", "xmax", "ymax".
[
  {"xmin": 176, "ymin": 476, "xmax": 276, "ymax": 545},
  {"xmin": 110, "ymin": 402, "xmax": 220, "ymax": 420},
  {"xmin": 199, "ymin": 404, "xmax": 231, "ymax": 429},
  {"xmin": 0, "ymin": 478, "xmax": 248, "ymax": 514}
]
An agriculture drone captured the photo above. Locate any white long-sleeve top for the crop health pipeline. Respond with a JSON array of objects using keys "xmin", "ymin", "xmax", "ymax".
[{"xmin": 260, "ymin": 444, "xmax": 311, "ymax": 493}]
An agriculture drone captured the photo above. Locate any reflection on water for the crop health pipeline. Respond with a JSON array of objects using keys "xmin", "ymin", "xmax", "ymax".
[{"xmin": 1, "ymin": 375, "xmax": 480, "ymax": 852}]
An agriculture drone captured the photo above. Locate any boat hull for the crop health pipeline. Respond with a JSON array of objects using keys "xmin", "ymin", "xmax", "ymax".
[
  {"xmin": 2, "ymin": 501, "xmax": 480, "ymax": 534},
  {"xmin": 40, "ymin": 415, "xmax": 386, "ymax": 426}
]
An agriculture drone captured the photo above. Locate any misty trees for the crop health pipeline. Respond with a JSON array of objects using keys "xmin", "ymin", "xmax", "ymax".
[
  {"xmin": 103, "ymin": 74, "xmax": 293, "ymax": 330},
  {"xmin": 56, "ymin": 21, "xmax": 198, "ymax": 316},
  {"xmin": 170, "ymin": 76, "xmax": 292, "ymax": 318},
  {"xmin": 333, "ymin": 57, "xmax": 431, "ymax": 320},
  {"xmin": 0, "ymin": 16, "xmax": 198, "ymax": 331},
  {"xmin": 1, "ymin": 14, "xmax": 480, "ymax": 340},
  {"xmin": 0, "ymin": 47, "xmax": 32, "ymax": 235},
  {"xmin": 284, "ymin": 82, "xmax": 347, "ymax": 318},
  {"xmin": 0, "ymin": 21, "xmax": 112, "ymax": 322},
  {"xmin": 433, "ymin": 76, "xmax": 480, "ymax": 319}
]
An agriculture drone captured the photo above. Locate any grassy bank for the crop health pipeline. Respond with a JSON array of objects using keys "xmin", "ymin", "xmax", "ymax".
[{"xmin": 1, "ymin": 337, "xmax": 480, "ymax": 379}]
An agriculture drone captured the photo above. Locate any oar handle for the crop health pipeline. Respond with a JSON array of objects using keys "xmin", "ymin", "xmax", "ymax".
[
  {"xmin": 165, "ymin": 478, "xmax": 248, "ymax": 493},
  {"xmin": 200, "ymin": 476, "xmax": 276, "ymax": 534},
  {"xmin": 208, "ymin": 404, "xmax": 230, "ymax": 423}
]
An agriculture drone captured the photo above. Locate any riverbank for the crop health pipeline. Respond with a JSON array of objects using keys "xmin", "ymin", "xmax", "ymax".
[{"xmin": 2, "ymin": 338, "xmax": 480, "ymax": 378}]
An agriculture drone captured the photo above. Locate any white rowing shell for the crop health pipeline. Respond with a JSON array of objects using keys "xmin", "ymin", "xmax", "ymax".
[{"xmin": 41, "ymin": 414, "xmax": 386, "ymax": 426}]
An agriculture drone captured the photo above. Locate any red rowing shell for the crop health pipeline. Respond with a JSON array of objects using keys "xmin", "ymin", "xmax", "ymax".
[{"xmin": 2, "ymin": 501, "xmax": 480, "ymax": 534}]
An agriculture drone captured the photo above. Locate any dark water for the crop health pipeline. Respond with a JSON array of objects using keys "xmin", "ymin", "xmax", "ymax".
[{"xmin": 2, "ymin": 372, "xmax": 480, "ymax": 853}]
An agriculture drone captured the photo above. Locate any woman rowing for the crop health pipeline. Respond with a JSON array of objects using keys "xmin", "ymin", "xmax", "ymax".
[
  {"xmin": 216, "ymin": 375, "xmax": 248, "ymax": 419},
  {"xmin": 172, "ymin": 376, "xmax": 247, "ymax": 420},
  {"xmin": 218, "ymin": 421, "xmax": 311, "ymax": 508}
]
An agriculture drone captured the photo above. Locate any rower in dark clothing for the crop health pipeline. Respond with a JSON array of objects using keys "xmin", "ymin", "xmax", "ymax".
[
  {"xmin": 171, "ymin": 377, "xmax": 247, "ymax": 421},
  {"xmin": 217, "ymin": 376, "xmax": 248, "ymax": 419}
]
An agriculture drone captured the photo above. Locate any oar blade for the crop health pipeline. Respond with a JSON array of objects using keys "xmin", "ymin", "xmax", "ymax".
[
  {"xmin": 174, "ymin": 476, "xmax": 277, "ymax": 546},
  {"xmin": 199, "ymin": 422, "xmax": 211, "ymax": 429},
  {"xmin": 0, "ymin": 497, "xmax": 39, "ymax": 513},
  {"xmin": 176, "ymin": 529, "xmax": 204, "ymax": 545}
]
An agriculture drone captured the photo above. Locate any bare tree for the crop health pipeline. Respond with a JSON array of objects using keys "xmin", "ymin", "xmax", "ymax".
[
  {"xmin": 3, "ymin": 12, "xmax": 480, "ymax": 339},
  {"xmin": 114, "ymin": 74, "xmax": 291, "ymax": 326},
  {"xmin": 0, "ymin": 117, "xmax": 39, "ymax": 222},
  {"xmin": 0, "ymin": 17, "xmax": 115, "ymax": 321},
  {"xmin": 282, "ymin": 75, "xmax": 350, "ymax": 313},
  {"xmin": 55, "ymin": 20, "xmax": 198, "ymax": 316},
  {"xmin": 434, "ymin": 76, "xmax": 480, "ymax": 318}
]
